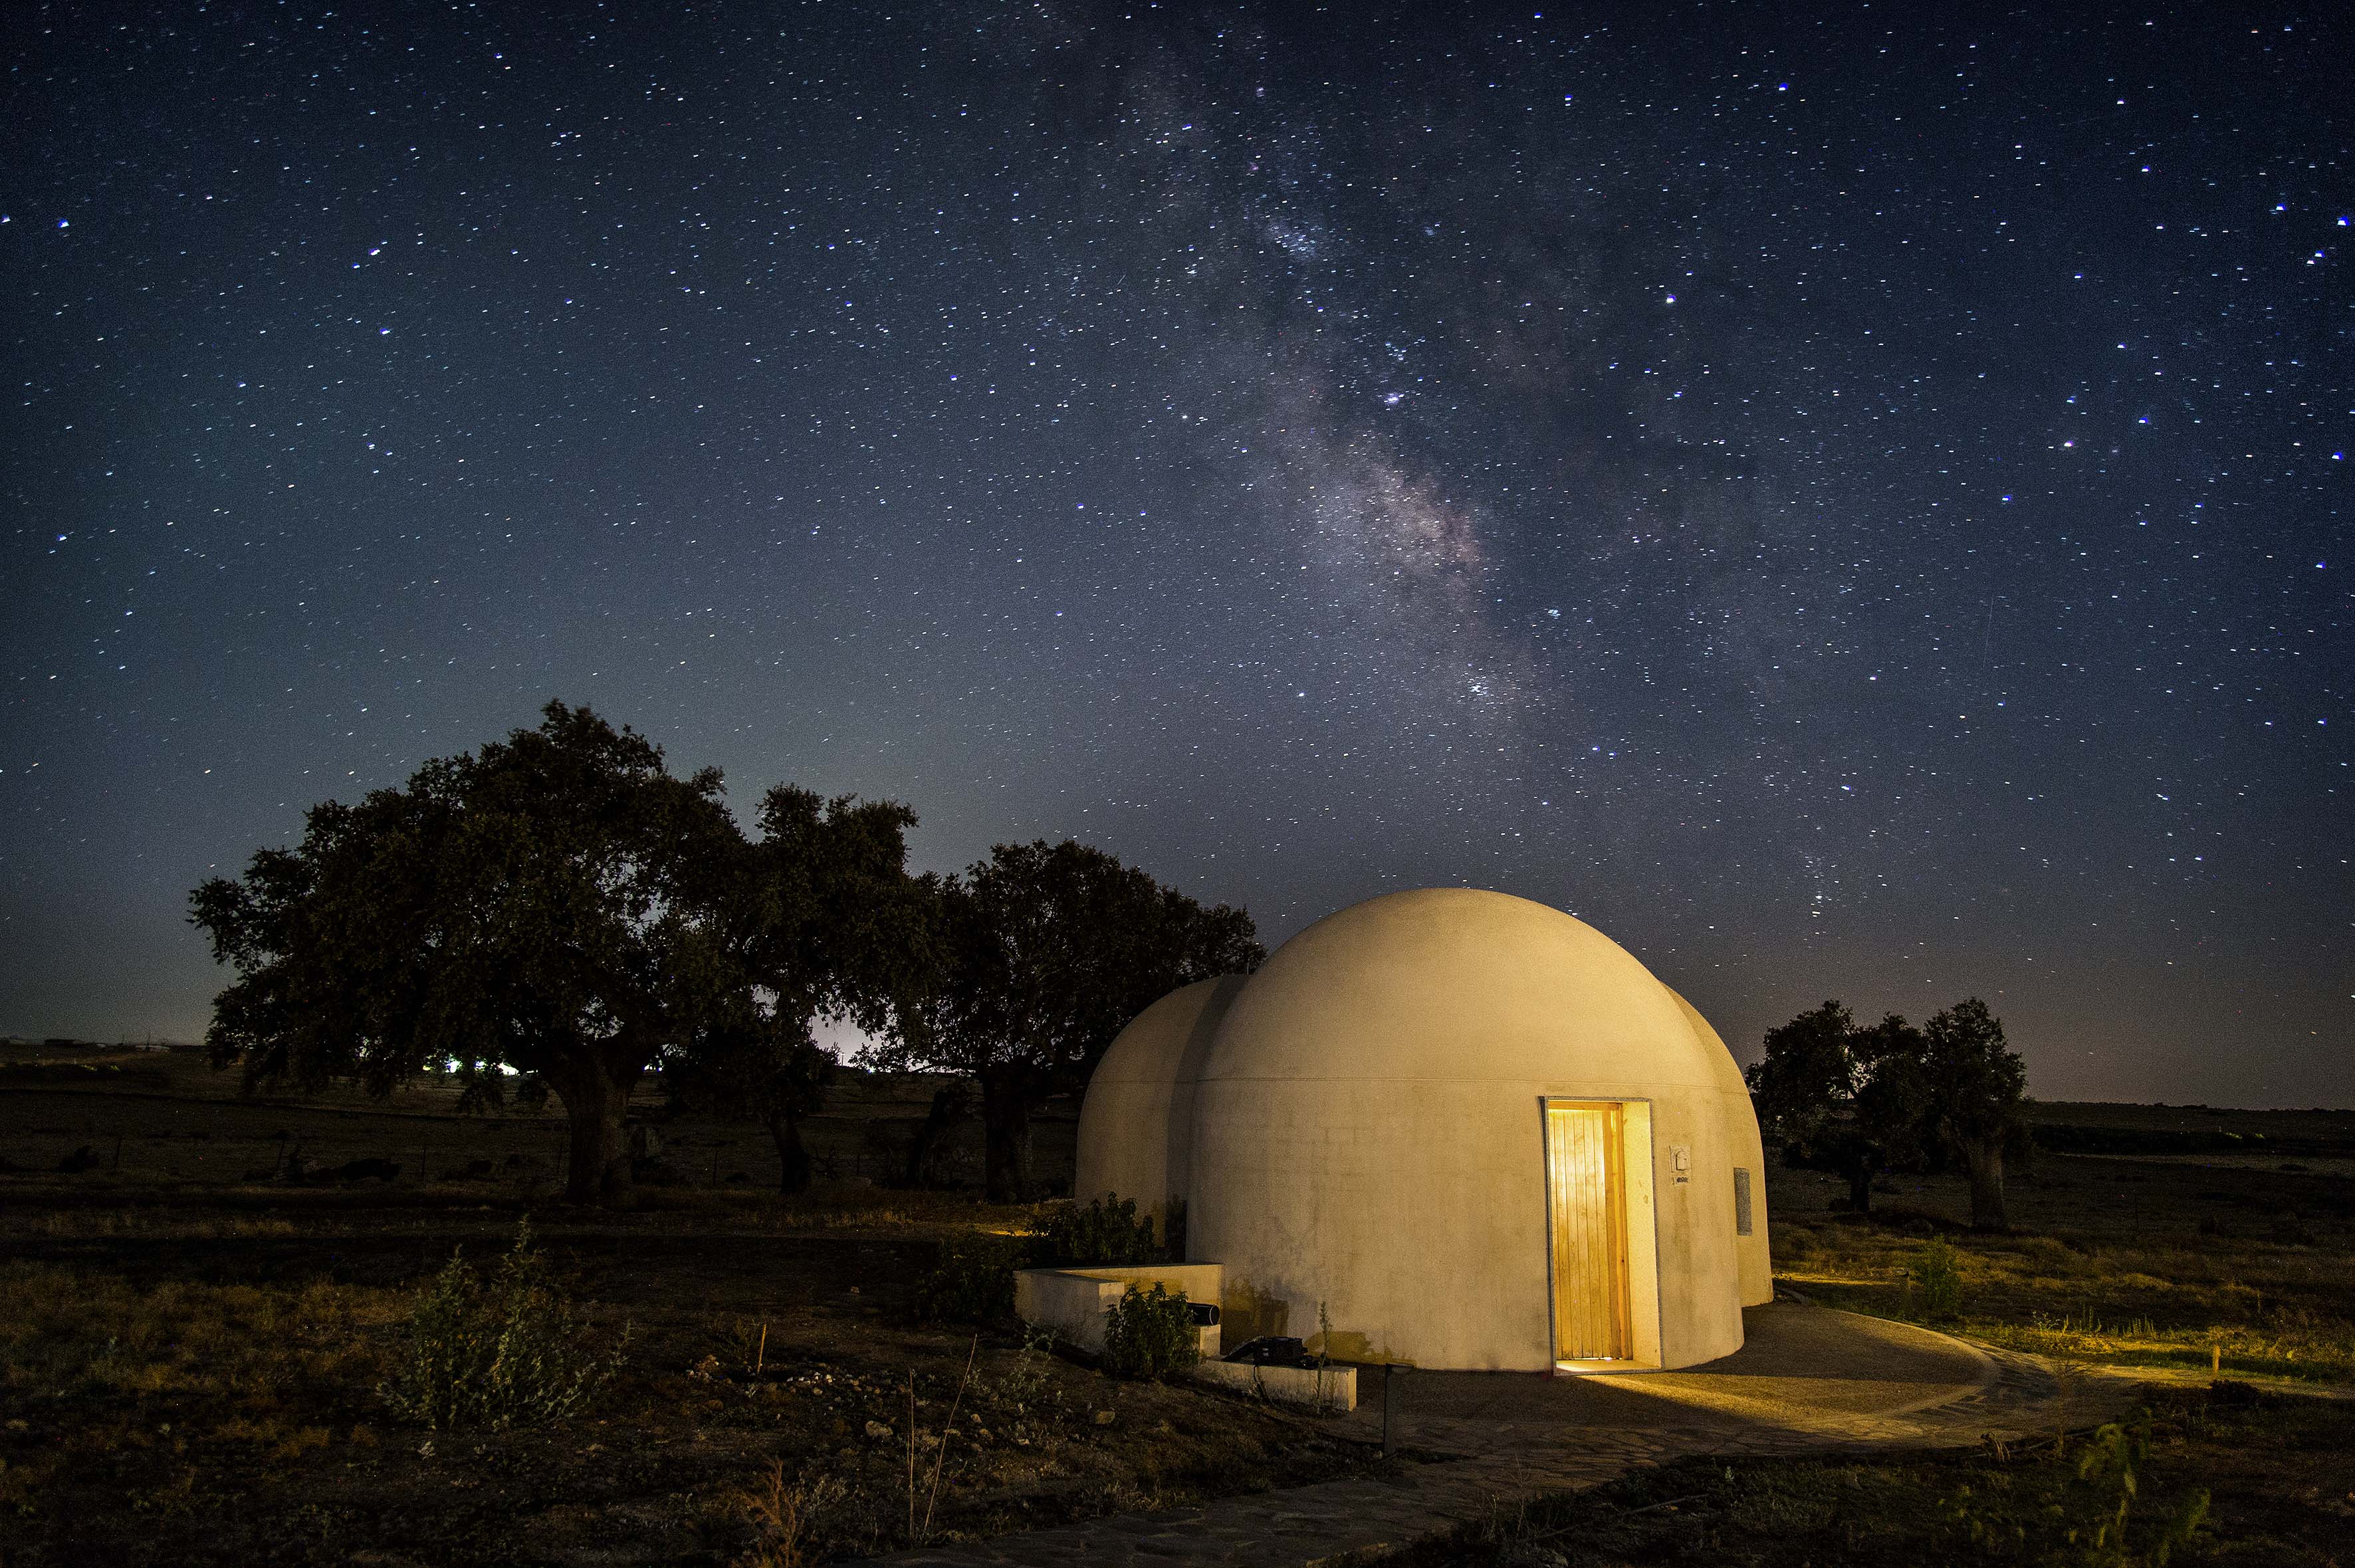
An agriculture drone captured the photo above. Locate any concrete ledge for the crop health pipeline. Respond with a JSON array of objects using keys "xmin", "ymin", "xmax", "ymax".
[
  {"xmin": 1015, "ymin": 1264, "xmax": 1224, "ymax": 1357},
  {"xmin": 1194, "ymin": 1359, "xmax": 1357, "ymax": 1413}
]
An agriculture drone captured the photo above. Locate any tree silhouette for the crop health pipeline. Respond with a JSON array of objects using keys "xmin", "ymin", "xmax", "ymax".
[
  {"xmin": 891, "ymin": 840, "xmax": 1262, "ymax": 1200},
  {"xmin": 1921, "ymin": 997, "xmax": 2028, "ymax": 1230},
  {"xmin": 191, "ymin": 704, "xmax": 930, "ymax": 1205}
]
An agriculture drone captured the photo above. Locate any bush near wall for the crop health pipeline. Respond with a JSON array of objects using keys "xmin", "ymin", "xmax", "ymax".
[
  {"xmin": 1100, "ymin": 1284, "xmax": 1200, "ymax": 1381},
  {"xmin": 911, "ymin": 1232, "xmax": 1028, "ymax": 1323},
  {"xmin": 1034, "ymin": 1196, "xmax": 1161, "ymax": 1266}
]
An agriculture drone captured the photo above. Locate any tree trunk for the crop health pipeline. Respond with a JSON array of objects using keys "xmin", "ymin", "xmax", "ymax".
[
  {"xmin": 1963, "ymin": 1138, "xmax": 2007, "ymax": 1230},
  {"xmin": 905, "ymin": 1086, "xmax": 969, "ymax": 1190},
  {"xmin": 556, "ymin": 1061, "xmax": 637, "ymax": 1206},
  {"xmin": 1846, "ymin": 1164, "xmax": 1874, "ymax": 1216},
  {"xmin": 979, "ymin": 1072, "xmax": 1034, "ymax": 1203},
  {"xmin": 768, "ymin": 1109, "xmax": 812, "ymax": 1195}
]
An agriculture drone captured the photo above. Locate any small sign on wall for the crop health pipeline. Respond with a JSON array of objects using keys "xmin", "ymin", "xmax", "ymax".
[{"xmin": 1669, "ymin": 1144, "xmax": 1691, "ymax": 1185}]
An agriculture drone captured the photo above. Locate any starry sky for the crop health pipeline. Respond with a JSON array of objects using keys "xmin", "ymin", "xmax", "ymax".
[{"xmin": 4, "ymin": 3, "xmax": 2348, "ymax": 1106}]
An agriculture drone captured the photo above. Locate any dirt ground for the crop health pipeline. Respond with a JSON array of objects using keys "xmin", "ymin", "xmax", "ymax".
[
  {"xmin": 3, "ymin": 1044, "xmax": 2351, "ymax": 1565},
  {"xmin": 0, "ymin": 1046, "xmax": 1377, "ymax": 1566}
]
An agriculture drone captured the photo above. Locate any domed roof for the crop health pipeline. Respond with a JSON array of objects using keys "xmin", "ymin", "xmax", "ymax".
[
  {"xmin": 1087, "ymin": 970, "xmax": 1234, "ymax": 1083},
  {"xmin": 1200, "ymin": 887, "xmax": 1724, "ymax": 1089}
]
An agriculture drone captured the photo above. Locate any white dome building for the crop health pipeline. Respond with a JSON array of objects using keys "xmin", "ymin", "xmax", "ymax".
[{"xmin": 1073, "ymin": 889, "xmax": 1771, "ymax": 1373}]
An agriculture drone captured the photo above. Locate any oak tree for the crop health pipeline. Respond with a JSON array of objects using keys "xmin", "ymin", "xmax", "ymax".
[
  {"xmin": 893, "ymin": 840, "xmax": 1262, "ymax": 1201},
  {"xmin": 191, "ymin": 705, "xmax": 929, "ymax": 1206},
  {"xmin": 1920, "ymin": 997, "xmax": 2028, "ymax": 1230}
]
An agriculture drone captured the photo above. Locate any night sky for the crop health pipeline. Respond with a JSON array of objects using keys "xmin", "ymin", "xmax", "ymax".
[{"xmin": 4, "ymin": 3, "xmax": 2347, "ymax": 1106}]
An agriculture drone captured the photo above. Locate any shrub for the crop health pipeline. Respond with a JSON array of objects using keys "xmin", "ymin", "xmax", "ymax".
[
  {"xmin": 378, "ymin": 1218, "xmax": 626, "ymax": 1430},
  {"xmin": 913, "ymin": 1232, "xmax": 1025, "ymax": 1323},
  {"xmin": 1036, "ymin": 1196, "xmax": 1159, "ymax": 1266},
  {"xmin": 1912, "ymin": 1236, "xmax": 1963, "ymax": 1321},
  {"xmin": 1099, "ymin": 1284, "xmax": 1199, "ymax": 1381}
]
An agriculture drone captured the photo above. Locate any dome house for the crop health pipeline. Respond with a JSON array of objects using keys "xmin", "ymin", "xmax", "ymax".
[{"xmin": 1073, "ymin": 888, "xmax": 1771, "ymax": 1373}]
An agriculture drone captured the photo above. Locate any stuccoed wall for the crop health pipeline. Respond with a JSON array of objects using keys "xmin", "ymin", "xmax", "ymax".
[
  {"xmin": 1182, "ymin": 889, "xmax": 1747, "ymax": 1373},
  {"xmin": 1668, "ymin": 987, "xmax": 1775, "ymax": 1307}
]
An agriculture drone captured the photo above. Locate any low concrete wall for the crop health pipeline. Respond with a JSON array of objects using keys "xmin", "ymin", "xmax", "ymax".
[
  {"xmin": 1192, "ymin": 1359, "xmax": 1357, "ymax": 1413},
  {"xmin": 1014, "ymin": 1264, "xmax": 1224, "ymax": 1357}
]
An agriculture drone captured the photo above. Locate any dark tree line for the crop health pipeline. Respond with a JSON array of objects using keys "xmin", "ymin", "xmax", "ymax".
[
  {"xmin": 190, "ymin": 703, "xmax": 1258, "ymax": 1206},
  {"xmin": 1745, "ymin": 996, "xmax": 2029, "ymax": 1230}
]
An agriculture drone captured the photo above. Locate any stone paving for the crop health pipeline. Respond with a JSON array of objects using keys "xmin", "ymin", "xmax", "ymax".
[{"xmin": 863, "ymin": 1301, "xmax": 2150, "ymax": 1568}]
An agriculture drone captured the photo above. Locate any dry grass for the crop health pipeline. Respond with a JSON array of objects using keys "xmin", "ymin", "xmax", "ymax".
[
  {"xmin": 1771, "ymin": 1163, "xmax": 2355, "ymax": 1383},
  {"xmin": 0, "ymin": 1261, "xmax": 397, "ymax": 1408}
]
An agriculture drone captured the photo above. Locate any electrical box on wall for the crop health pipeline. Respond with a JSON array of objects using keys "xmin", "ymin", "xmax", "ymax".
[{"xmin": 1669, "ymin": 1144, "xmax": 1691, "ymax": 1184}]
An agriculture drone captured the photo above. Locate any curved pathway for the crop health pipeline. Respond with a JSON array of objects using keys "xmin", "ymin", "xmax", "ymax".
[{"xmin": 872, "ymin": 1301, "xmax": 2147, "ymax": 1568}]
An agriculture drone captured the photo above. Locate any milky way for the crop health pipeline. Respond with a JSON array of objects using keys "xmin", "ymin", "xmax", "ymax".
[{"xmin": 3, "ymin": 3, "xmax": 2346, "ymax": 1103}]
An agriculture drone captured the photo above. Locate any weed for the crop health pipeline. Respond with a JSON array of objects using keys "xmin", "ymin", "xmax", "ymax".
[
  {"xmin": 734, "ymin": 1458, "xmax": 844, "ymax": 1568},
  {"xmin": 1099, "ymin": 1284, "xmax": 1198, "ymax": 1381},
  {"xmin": 1911, "ymin": 1236, "xmax": 1963, "ymax": 1320},
  {"xmin": 989, "ymin": 1325, "xmax": 1060, "ymax": 1415},
  {"xmin": 725, "ymin": 1315, "xmax": 771, "ymax": 1377},
  {"xmin": 378, "ymin": 1218, "xmax": 627, "ymax": 1430},
  {"xmin": 911, "ymin": 1231, "xmax": 1025, "ymax": 1323}
]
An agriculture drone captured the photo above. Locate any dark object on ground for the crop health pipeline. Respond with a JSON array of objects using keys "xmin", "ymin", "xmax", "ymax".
[
  {"xmin": 1222, "ymin": 1335, "xmax": 1320, "ymax": 1369},
  {"xmin": 55, "ymin": 1145, "xmax": 100, "ymax": 1173},
  {"xmin": 445, "ymin": 1159, "xmax": 496, "ymax": 1180}
]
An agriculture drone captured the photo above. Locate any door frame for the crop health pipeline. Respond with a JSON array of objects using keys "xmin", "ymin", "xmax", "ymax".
[{"xmin": 1539, "ymin": 1095, "xmax": 1664, "ymax": 1372}]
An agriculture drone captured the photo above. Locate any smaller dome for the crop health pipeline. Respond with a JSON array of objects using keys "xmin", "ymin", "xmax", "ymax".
[{"xmin": 1073, "ymin": 974, "xmax": 1244, "ymax": 1224}]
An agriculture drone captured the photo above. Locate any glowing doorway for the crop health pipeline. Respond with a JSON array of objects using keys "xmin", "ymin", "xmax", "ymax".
[{"xmin": 1543, "ymin": 1099, "xmax": 1660, "ymax": 1369}]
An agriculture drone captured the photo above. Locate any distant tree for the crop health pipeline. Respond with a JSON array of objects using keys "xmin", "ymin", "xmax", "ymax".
[
  {"xmin": 1920, "ymin": 997, "xmax": 2028, "ymax": 1230},
  {"xmin": 673, "ymin": 1018, "xmax": 838, "ymax": 1193},
  {"xmin": 668, "ymin": 787, "xmax": 934, "ymax": 1194},
  {"xmin": 891, "ymin": 840, "xmax": 1262, "ymax": 1202},
  {"xmin": 1747, "ymin": 1002, "xmax": 1931, "ymax": 1215},
  {"xmin": 1850, "ymin": 1012, "xmax": 1936, "ymax": 1176}
]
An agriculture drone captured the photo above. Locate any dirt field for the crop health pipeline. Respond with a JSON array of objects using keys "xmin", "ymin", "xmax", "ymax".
[{"xmin": 3, "ymin": 1044, "xmax": 2350, "ymax": 1565}]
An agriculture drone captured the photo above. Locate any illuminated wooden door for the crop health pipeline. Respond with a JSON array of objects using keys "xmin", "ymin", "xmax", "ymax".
[{"xmin": 1545, "ymin": 1101, "xmax": 1632, "ymax": 1362}]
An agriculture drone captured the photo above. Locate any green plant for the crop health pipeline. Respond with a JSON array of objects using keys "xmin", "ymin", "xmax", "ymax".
[
  {"xmin": 1036, "ymin": 1196, "xmax": 1161, "ymax": 1266},
  {"xmin": 1912, "ymin": 1236, "xmax": 1963, "ymax": 1321},
  {"xmin": 1099, "ymin": 1284, "xmax": 1198, "ymax": 1381},
  {"xmin": 2066, "ymin": 1416, "xmax": 2211, "ymax": 1566},
  {"xmin": 912, "ymin": 1232, "xmax": 1024, "ymax": 1323},
  {"xmin": 378, "ymin": 1218, "xmax": 627, "ymax": 1430}
]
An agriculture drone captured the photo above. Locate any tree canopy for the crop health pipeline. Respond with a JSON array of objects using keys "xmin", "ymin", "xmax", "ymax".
[
  {"xmin": 1747, "ymin": 996, "xmax": 2023, "ymax": 1226},
  {"xmin": 190, "ymin": 703, "xmax": 929, "ymax": 1204},
  {"xmin": 889, "ymin": 838, "xmax": 1263, "ymax": 1200},
  {"xmin": 665, "ymin": 786, "xmax": 935, "ymax": 1193}
]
